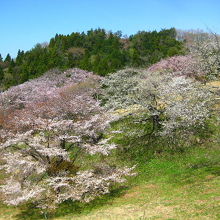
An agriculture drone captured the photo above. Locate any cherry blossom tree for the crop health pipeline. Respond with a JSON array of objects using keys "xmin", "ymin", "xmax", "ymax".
[
  {"xmin": 148, "ymin": 32, "xmax": 220, "ymax": 81},
  {"xmin": 101, "ymin": 68, "xmax": 212, "ymax": 138},
  {"xmin": 0, "ymin": 68, "xmax": 135, "ymax": 210},
  {"xmin": 189, "ymin": 33, "xmax": 220, "ymax": 79}
]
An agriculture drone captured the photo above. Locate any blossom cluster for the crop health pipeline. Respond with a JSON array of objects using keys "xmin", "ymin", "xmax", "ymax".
[
  {"xmin": 189, "ymin": 34, "xmax": 220, "ymax": 79},
  {"xmin": 0, "ymin": 68, "xmax": 135, "ymax": 209},
  {"xmin": 101, "ymin": 68, "xmax": 212, "ymax": 137}
]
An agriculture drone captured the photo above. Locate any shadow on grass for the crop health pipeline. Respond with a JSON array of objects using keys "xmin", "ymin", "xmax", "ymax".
[{"xmin": 15, "ymin": 186, "xmax": 129, "ymax": 220}]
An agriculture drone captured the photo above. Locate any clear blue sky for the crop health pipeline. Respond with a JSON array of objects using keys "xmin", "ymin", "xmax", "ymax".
[{"xmin": 1, "ymin": 0, "xmax": 220, "ymax": 58}]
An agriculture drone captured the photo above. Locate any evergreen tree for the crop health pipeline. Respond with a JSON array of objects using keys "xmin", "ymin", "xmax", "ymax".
[
  {"xmin": 16, "ymin": 50, "xmax": 24, "ymax": 65},
  {"xmin": 0, "ymin": 65, "xmax": 4, "ymax": 81},
  {"xmin": 4, "ymin": 53, "xmax": 12, "ymax": 63}
]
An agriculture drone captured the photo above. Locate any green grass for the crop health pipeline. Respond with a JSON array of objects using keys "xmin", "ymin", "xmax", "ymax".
[{"xmin": 55, "ymin": 145, "xmax": 220, "ymax": 220}]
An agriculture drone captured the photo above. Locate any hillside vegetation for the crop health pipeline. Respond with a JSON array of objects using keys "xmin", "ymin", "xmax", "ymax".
[
  {"xmin": 0, "ymin": 28, "xmax": 184, "ymax": 89},
  {"xmin": 0, "ymin": 30, "xmax": 220, "ymax": 219}
]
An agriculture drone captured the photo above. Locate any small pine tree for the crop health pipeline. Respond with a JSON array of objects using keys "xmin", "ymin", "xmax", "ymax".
[{"xmin": 4, "ymin": 53, "xmax": 12, "ymax": 63}]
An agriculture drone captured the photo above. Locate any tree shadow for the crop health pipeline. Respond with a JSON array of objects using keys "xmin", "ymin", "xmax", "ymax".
[{"xmin": 15, "ymin": 186, "xmax": 129, "ymax": 220}]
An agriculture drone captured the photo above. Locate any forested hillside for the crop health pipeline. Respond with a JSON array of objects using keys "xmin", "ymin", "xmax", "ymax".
[
  {"xmin": 0, "ymin": 28, "xmax": 184, "ymax": 89},
  {"xmin": 0, "ymin": 29, "xmax": 219, "ymax": 219}
]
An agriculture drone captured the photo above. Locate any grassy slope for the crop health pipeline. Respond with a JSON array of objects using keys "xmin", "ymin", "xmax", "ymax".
[
  {"xmin": 1, "ymin": 147, "xmax": 219, "ymax": 220},
  {"xmin": 55, "ymin": 146, "xmax": 220, "ymax": 220},
  {"xmin": 0, "ymin": 129, "xmax": 219, "ymax": 220}
]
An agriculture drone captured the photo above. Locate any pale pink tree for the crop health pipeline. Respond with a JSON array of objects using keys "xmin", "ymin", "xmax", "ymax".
[{"xmin": 0, "ymin": 68, "xmax": 135, "ymax": 210}]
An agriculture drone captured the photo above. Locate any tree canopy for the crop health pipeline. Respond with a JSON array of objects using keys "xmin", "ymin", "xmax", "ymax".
[{"xmin": 0, "ymin": 28, "xmax": 184, "ymax": 89}]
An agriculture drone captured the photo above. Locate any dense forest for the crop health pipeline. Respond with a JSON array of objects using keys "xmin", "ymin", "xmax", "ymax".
[{"xmin": 0, "ymin": 28, "xmax": 184, "ymax": 89}]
